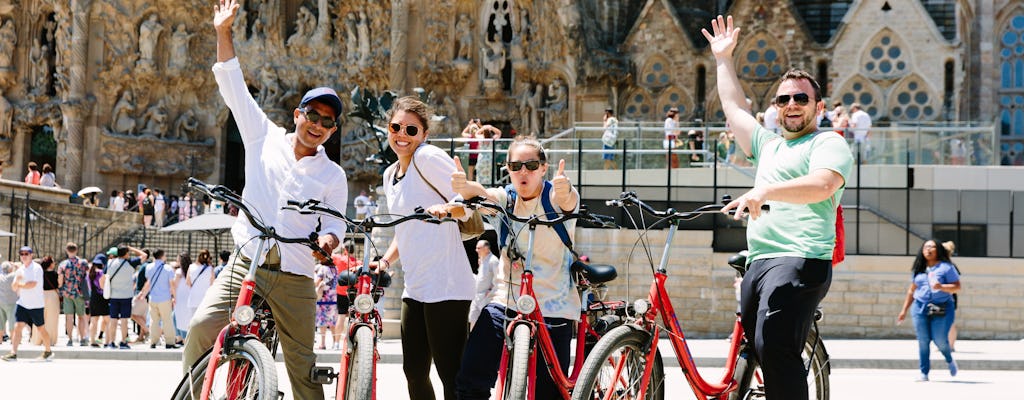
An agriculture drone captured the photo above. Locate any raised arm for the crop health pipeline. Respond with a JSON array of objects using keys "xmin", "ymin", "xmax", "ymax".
[
  {"xmin": 701, "ymin": 15, "xmax": 758, "ymax": 157},
  {"xmin": 214, "ymin": 0, "xmax": 239, "ymax": 62}
]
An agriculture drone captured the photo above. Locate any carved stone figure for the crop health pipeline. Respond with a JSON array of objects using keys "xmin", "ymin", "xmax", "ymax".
[
  {"xmin": 344, "ymin": 13, "xmax": 358, "ymax": 64},
  {"xmin": 138, "ymin": 14, "xmax": 165, "ymax": 67},
  {"xmin": 173, "ymin": 108, "xmax": 199, "ymax": 141},
  {"xmin": 111, "ymin": 90, "xmax": 136, "ymax": 135},
  {"xmin": 30, "ymin": 39, "xmax": 51, "ymax": 91},
  {"xmin": 0, "ymin": 19, "xmax": 15, "ymax": 69},
  {"xmin": 259, "ymin": 68, "xmax": 283, "ymax": 107},
  {"xmin": 357, "ymin": 11, "xmax": 370, "ymax": 66},
  {"xmin": 455, "ymin": 14, "xmax": 472, "ymax": 60},
  {"xmin": 518, "ymin": 83, "xmax": 532, "ymax": 133},
  {"xmin": 287, "ymin": 6, "xmax": 314, "ymax": 47},
  {"xmin": 527, "ymin": 84, "xmax": 544, "ymax": 135},
  {"xmin": 0, "ymin": 88, "xmax": 12, "ymax": 139},
  {"xmin": 141, "ymin": 99, "xmax": 169, "ymax": 137},
  {"xmin": 483, "ymin": 40, "xmax": 506, "ymax": 80},
  {"xmin": 546, "ymin": 78, "xmax": 568, "ymax": 130},
  {"xmin": 169, "ymin": 24, "xmax": 195, "ymax": 71}
]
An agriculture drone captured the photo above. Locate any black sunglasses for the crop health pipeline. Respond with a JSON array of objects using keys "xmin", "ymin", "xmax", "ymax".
[
  {"xmin": 300, "ymin": 108, "xmax": 337, "ymax": 129},
  {"xmin": 388, "ymin": 123, "xmax": 421, "ymax": 137},
  {"xmin": 506, "ymin": 160, "xmax": 544, "ymax": 172},
  {"xmin": 774, "ymin": 93, "xmax": 811, "ymax": 107}
]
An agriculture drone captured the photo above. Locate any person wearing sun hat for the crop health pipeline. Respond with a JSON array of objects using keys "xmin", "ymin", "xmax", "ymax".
[
  {"xmin": 182, "ymin": 3, "xmax": 349, "ymax": 398},
  {"xmin": 2, "ymin": 246, "xmax": 53, "ymax": 361}
]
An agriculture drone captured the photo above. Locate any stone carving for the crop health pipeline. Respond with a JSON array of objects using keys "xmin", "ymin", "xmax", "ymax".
[
  {"xmin": 140, "ymin": 99, "xmax": 169, "ymax": 137},
  {"xmin": 344, "ymin": 13, "xmax": 358, "ymax": 64},
  {"xmin": 138, "ymin": 14, "xmax": 165, "ymax": 69},
  {"xmin": 455, "ymin": 14, "xmax": 472, "ymax": 60},
  {"xmin": 0, "ymin": 88, "xmax": 11, "ymax": 140},
  {"xmin": 173, "ymin": 109, "xmax": 199, "ymax": 142},
  {"xmin": 483, "ymin": 40, "xmax": 506, "ymax": 81},
  {"xmin": 111, "ymin": 90, "xmax": 136, "ymax": 135},
  {"xmin": 287, "ymin": 6, "xmax": 314, "ymax": 47},
  {"xmin": 357, "ymin": 11, "xmax": 370, "ymax": 67},
  {"xmin": 99, "ymin": 136, "xmax": 215, "ymax": 177},
  {"xmin": 527, "ymin": 84, "xmax": 544, "ymax": 135},
  {"xmin": 258, "ymin": 68, "xmax": 293, "ymax": 109},
  {"xmin": 0, "ymin": 19, "xmax": 15, "ymax": 70},
  {"xmin": 30, "ymin": 39, "xmax": 51, "ymax": 92},
  {"xmin": 169, "ymin": 24, "xmax": 195, "ymax": 71},
  {"xmin": 546, "ymin": 77, "xmax": 568, "ymax": 131}
]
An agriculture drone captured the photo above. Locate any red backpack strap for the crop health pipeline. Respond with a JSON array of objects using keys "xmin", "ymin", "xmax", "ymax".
[{"xmin": 832, "ymin": 204, "xmax": 845, "ymax": 267}]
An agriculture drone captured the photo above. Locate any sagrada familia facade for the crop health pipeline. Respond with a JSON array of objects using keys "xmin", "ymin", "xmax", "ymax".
[{"xmin": 0, "ymin": 0, "xmax": 1018, "ymax": 193}]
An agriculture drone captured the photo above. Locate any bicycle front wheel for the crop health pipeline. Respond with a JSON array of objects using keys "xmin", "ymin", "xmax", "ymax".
[
  {"xmin": 343, "ymin": 325, "xmax": 375, "ymax": 400},
  {"xmin": 503, "ymin": 323, "xmax": 533, "ymax": 400},
  {"xmin": 729, "ymin": 329, "xmax": 830, "ymax": 400},
  {"xmin": 571, "ymin": 325, "xmax": 665, "ymax": 400},
  {"xmin": 171, "ymin": 337, "xmax": 279, "ymax": 400}
]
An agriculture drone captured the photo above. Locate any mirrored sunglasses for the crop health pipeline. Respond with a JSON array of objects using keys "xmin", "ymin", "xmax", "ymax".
[{"xmin": 388, "ymin": 123, "xmax": 421, "ymax": 137}]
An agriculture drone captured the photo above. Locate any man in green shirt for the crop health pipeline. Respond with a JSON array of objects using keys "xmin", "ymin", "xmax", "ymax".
[{"xmin": 704, "ymin": 15, "xmax": 853, "ymax": 400}]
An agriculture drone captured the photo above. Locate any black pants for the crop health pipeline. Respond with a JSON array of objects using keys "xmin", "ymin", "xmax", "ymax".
[
  {"xmin": 456, "ymin": 303, "xmax": 573, "ymax": 400},
  {"xmin": 401, "ymin": 298, "xmax": 471, "ymax": 400},
  {"xmin": 740, "ymin": 257, "xmax": 831, "ymax": 400}
]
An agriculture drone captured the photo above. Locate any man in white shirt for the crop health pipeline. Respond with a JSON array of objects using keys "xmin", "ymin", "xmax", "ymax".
[
  {"xmin": 849, "ymin": 103, "xmax": 872, "ymax": 162},
  {"xmin": 763, "ymin": 104, "xmax": 779, "ymax": 132},
  {"xmin": 2, "ymin": 246, "xmax": 52, "ymax": 361},
  {"xmin": 353, "ymin": 190, "xmax": 371, "ymax": 219},
  {"xmin": 154, "ymin": 189, "xmax": 166, "ymax": 227},
  {"xmin": 184, "ymin": 3, "xmax": 348, "ymax": 398},
  {"xmin": 468, "ymin": 240, "xmax": 500, "ymax": 328}
]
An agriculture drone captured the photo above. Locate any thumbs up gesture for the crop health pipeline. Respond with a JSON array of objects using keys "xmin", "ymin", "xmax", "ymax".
[
  {"xmin": 551, "ymin": 159, "xmax": 572, "ymax": 203},
  {"xmin": 451, "ymin": 155, "xmax": 469, "ymax": 195}
]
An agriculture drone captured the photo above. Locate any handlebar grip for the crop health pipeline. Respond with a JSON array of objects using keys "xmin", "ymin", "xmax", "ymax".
[{"xmin": 287, "ymin": 200, "xmax": 302, "ymax": 207}]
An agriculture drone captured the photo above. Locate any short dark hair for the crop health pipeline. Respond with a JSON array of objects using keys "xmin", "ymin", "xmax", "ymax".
[
  {"xmin": 779, "ymin": 69, "xmax": 822, "ymax": 102},
  {"xmin": 66, "ymin": 242, "xmax": 78, "ymax": 252},
  {"xmin": 117, "ymin": 245, "xmax": 129, "ymax": 258},
  {"xmin": 153, "ymin": 249, "xmax": 165, "ymax": 259},
  {"xmin": 219, "ymin": 250, "xmax": 231, "ymax": 263}
]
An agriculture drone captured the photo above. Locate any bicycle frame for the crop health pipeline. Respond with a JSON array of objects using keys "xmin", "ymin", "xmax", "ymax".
[
  {"xmin": 628, "ymin": 219, "xmax": 745, "ymax": 399},
  {"xmin": 493, "ymin": 223, "xmax": 613, "ymax": 400},
  {"xmin": 200, "ymin": 234, "xmax": 271, "ymax": 400},
  {"xmin": 334, "ymin": 241, "xmax": 383, "ymax": 400}
]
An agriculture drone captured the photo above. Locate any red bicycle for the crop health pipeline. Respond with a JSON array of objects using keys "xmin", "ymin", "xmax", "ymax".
[
  {"xmin": 571, "ymin": 192, "xmax": 830, "ymax": 400},
  {"xmin": 461, "ymin": 198, "xmax": 626, "ymax": 400},
  {"xmin": 171, "ymin": 178, "xmax": 333, "ymax": 400},
  {"xmin": 290, "ymin": 199, "xmax": 450, "ymax": 400}
]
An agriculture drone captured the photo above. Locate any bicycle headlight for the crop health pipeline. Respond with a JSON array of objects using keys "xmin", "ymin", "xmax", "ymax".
[
  {"xmin": 632, "ymin": 299, "xmax": 650, "ymax": 316},
  {"xmin": 353, "ymin": 294, "xmax": 375, "ymax": 314},
  {"xmin": 516, "ymin": 295, "xmax": 537, "ymax": 314},
  {"xmin": 233, "ymin": 305, "xmax": 255, "ymax": 325}
]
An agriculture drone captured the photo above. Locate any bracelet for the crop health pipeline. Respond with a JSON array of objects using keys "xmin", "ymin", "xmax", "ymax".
[{"xmin": 380, "ymin": 259, "xmax": 391, "ymax": 269}]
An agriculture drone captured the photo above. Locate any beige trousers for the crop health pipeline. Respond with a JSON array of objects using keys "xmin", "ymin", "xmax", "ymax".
[{"xmin": 148, "ymin": 300, "xmax": 175, "ymax": 346}]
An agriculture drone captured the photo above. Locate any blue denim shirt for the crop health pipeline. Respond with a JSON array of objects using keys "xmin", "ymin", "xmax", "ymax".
[{"xmin": 912, "ymin": 261, "xmax": 960, "ymax": 307}]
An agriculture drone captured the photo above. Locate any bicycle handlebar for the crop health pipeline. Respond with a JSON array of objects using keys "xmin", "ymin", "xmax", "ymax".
[
  {"xmin": 605, "ymin": 191, "xmax": 769, "ymax": 221},
  {"xmin": 187, "ymin": 178, "xmax": 331, "ymax": 261},
  {"xmin": 284, "ymin": 199, "xmax": 454, "ymax": 230},
  {"xmin": 459, "ymin": 196, "xmax": 617, "ymax": 228}
]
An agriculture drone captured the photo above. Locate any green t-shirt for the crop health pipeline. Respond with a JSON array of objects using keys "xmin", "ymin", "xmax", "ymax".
[{"xmin": 746, "ymin": 126, "xmax": 854, "ymax": 263}]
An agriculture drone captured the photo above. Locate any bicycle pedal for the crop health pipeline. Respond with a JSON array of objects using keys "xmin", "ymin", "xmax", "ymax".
[{"xmin": 310, "ymin": 366, "xmax": 336, "ymax": 385}]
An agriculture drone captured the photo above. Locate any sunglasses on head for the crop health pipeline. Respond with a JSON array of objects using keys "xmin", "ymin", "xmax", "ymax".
[
  {"xmin": 506, "ymin": 160, "xmax": 544, "ymax": 172},
  {"xmin": 300, "ymin": 108, "xmax": 337, "ymax": 129},
  {"xmin": 774, "ymin": 93, "xmax": 811, "ymax": 107},
  {"xmin": 388, "ymin": 123, "xmax": 421, "ymax": 137}
]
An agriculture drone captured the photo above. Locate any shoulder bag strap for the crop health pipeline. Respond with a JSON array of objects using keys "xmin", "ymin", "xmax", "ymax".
[{"xmin": 411, "ymin": 155, "xmax": 448, "ymax": 204}]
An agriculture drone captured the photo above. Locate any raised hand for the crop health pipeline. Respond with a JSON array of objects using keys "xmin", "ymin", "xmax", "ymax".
[
  {"xmin": 700, "ymin": 15, "xmax": 740, "ymax": 59},
  {"xmin": 213, "ymin": 0, "xmax": 240, "ymax": 33},
  {"xmin": 451, "ymin": 155, "xmax": 468, "ymax": 194},
  {"xmin": 551, "ymin": 159, "xmax": 571, "ymax": 202}
]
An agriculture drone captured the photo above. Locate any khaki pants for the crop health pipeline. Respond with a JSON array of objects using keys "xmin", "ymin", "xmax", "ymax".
[
  {"xmin": 32, "ymin": 290, "xmax": 59, "ymax": 346},
  {"xmin": 148, "ymin": 300, "xmax": 175, "ymax": 346},
  {"xmin": 183, "ymin": 248, "xmax": 323, "ymax": 400}
]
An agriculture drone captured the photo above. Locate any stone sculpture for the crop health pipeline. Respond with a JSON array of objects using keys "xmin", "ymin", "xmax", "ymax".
[
  {"xmin": 111, "ymin": 90, "xmax": 136, "ymax": 135},
  {"xmin": 455, "ymin": 14, "xmax": 472, "ymax": 60},
  {"xmin": 0, "ymin": 88, "xmax": 11, "ymax": 139},
  {"xmin": 169, "ymin": 24, "xmax": 195, "ymax": 71},
  {"xmin": 141, "ymin": 99, "xmax": 169, "ymax": 137},
  {"xmin": 0, "ymin": 19, "xmax": 15, "ymax": 69},
  {"xmin": 173, "ymin": 109, "xmax": 199, "ymax": 142},
  {"xmin": 357, "ymin": 11, "xmax": 370, "ymax": 66},
  {"xmin": 138, "ymin": 14, "xmax": 165, "ymax": 68}
]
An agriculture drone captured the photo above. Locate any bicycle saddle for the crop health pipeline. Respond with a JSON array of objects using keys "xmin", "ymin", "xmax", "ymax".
[
  {"xmin": 727, "ymin": 250, "xmax": 749, "ymax": 277},
  {"xmin": 573, "ymin": 260, "xmax": 617, "ymax": 284}
]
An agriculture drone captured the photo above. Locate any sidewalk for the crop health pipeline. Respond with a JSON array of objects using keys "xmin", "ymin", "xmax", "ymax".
[{"xmin": 5, "ymin": 335, "xmax": 1021, "ymax": 371}]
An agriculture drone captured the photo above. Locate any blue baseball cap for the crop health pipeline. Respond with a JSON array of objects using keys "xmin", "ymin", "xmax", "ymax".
[
  {"xmin": 19, "ymin": 246, "xmax": 32, "ymax": 254},
  {"xmin": 93, "ymin": 254, "xmax": 107, "ymax": 265},
  {"xmin": 300, "ymin": 87, "xmax": 344, "ymax": 120}
]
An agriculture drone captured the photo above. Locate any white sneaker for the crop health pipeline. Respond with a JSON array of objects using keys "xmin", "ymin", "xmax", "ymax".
[{"xmin": 915, "ymin": 373, "xmax": 929, "ymax": 382}]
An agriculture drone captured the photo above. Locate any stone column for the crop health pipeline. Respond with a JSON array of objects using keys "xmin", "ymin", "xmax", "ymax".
[
  {"xmin": 55, "ymin": 0, "xmax": 93, "ymax": 190},
  {"xmin": 389, "ymin": 0, "xmax": 408, "ymax": 92}
]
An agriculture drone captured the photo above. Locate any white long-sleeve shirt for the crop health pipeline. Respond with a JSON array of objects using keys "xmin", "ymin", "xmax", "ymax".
[{"xmin": 212, "ymin": 58, "xmax": 348, "ymax": 278}]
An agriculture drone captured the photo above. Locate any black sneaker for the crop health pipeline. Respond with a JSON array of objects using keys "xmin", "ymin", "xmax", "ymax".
[
  {"xmin": 118, "ymin": 342, "xmax": 130, "ymax": 350},
  {"xmin": 165, "ymin": 344, "xmax": 179, "ymax": 349},
  {"xmin": 150, "ymin": 344, "xmax": 157, "ymax": 349}
]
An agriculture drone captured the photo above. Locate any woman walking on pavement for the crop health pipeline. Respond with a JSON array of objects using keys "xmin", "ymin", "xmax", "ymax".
[{"xmin": 897, "ymin": 239, "xmax": 961, "ymax": 381}]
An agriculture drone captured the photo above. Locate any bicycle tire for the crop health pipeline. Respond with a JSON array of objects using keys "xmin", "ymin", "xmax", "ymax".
[
  {"xmin": 503, "ymin": 323, "xmax": 533, "ymax": 400},
  {"xmin": 728, "ymin": 330, "xmax": 830, "ymax": 400},
  {"xmin": 571, "ymin": 325, "xmax": 665, "ymax": 400},
  {"xmin": 171, "ymin": 337, "xmax": 279, "ymax": 400},
  {"xmin": 344, "ymin": 325, "xmax": 375, "ymax": 400}
]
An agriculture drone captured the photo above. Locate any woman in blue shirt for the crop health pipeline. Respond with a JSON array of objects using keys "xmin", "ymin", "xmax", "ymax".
[{"xmin": 897, "ymin": 239, "xmax": 961, "ymax": 381}]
